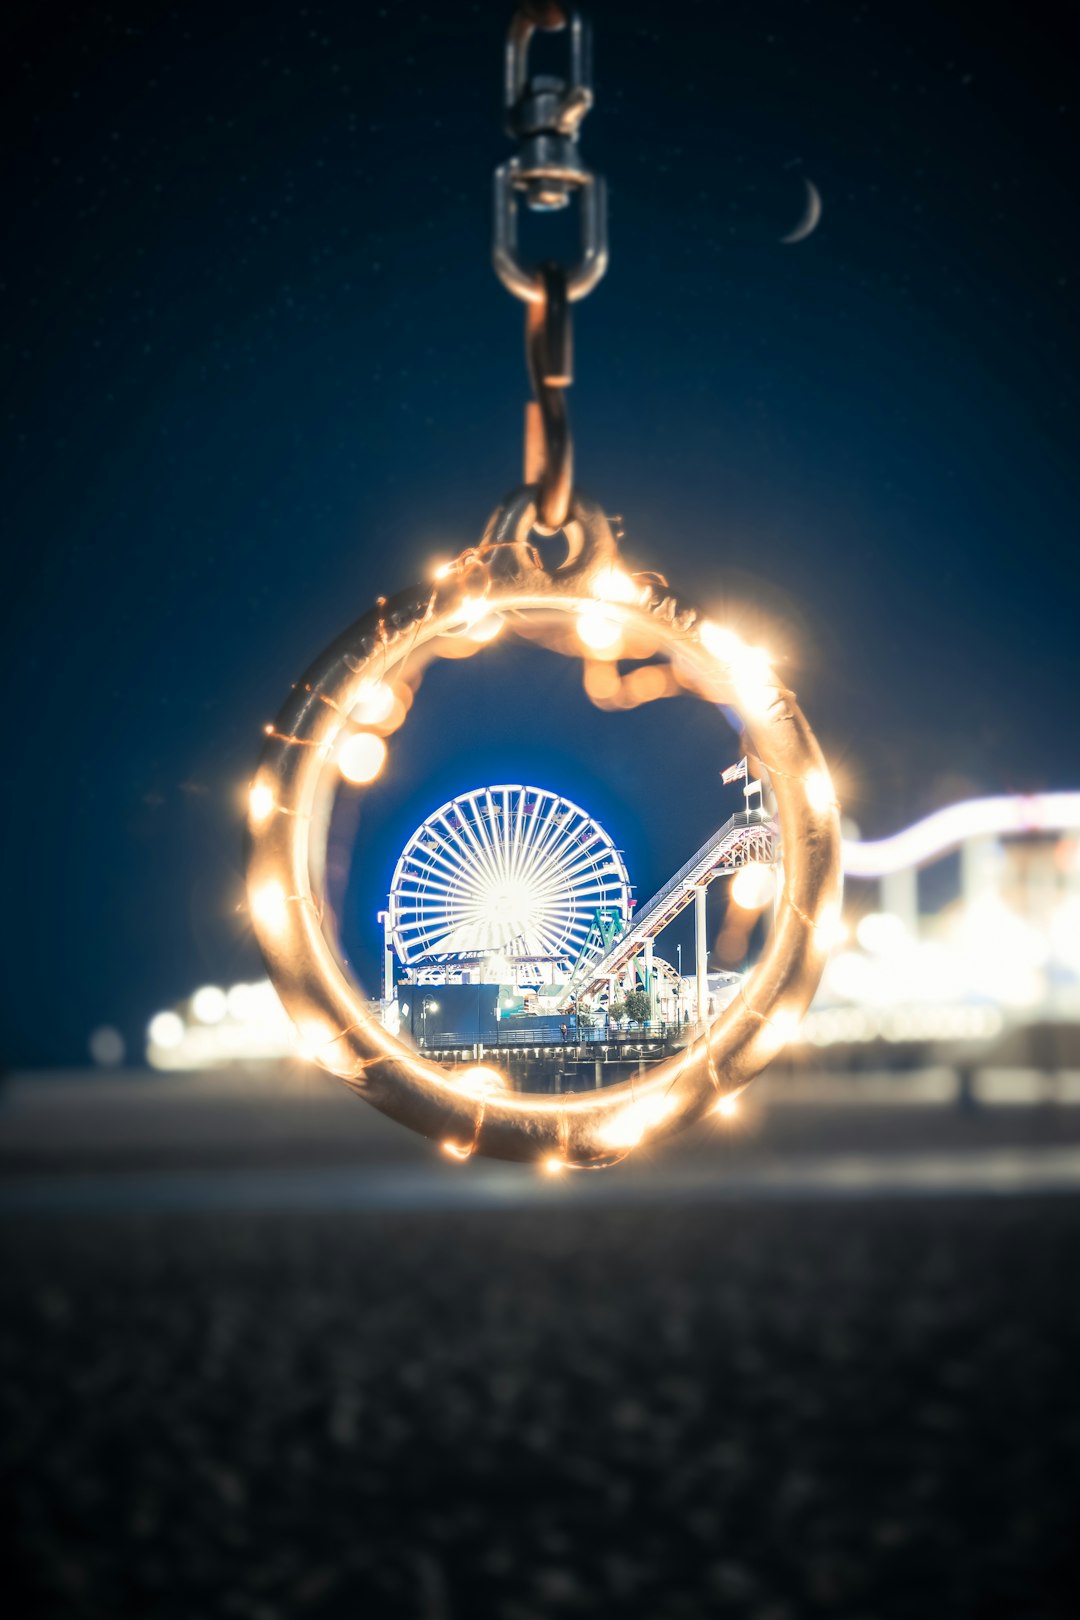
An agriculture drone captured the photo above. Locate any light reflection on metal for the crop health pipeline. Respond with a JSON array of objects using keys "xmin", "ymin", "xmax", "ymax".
[{"xmin": 245, "ymin": 489, "xmax": 843, "ymax": 1166}]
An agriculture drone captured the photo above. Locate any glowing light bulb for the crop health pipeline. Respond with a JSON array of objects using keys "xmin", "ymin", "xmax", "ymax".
[
  {"xmin": 248, "ymin": 781, "xmax": 275, "ymax": 825},
  {"xmin": 730, "ymin": 644, "xmax": 777, "ymax": 717},
  {"xmin": 856, "ymin": 912, "xmax": 908, "ymax": 956},
  {"xmin": 338, "ymin": 732, "xmax": 387, "ymax": 785},
  {"xmin": 296, "ymin": 1018, "xmax": 336, "ymax": 1061},
  {"xmin": 804, "ymin": 768, "xmax": 835, "ymax": 815},
  {"xmin": 542, "ymin": 1156, "xmax": 566, "ymax": 1175},
  {"xmin": 576, "ymin": 603, "xmax": 622, "ymax": 652},
  {"xmin": 599, "ymin": 1093, "xmax": 675, "ymax": 1150},
  {"xmin": 251, "ymin": 880, "xmax": 289, "ymax": 934},
  {"xmin": 349, "ymin": 678, "xmax": 396, "ymax": 725},
  {"xmin": 467, "ymin": 613, "xmax": 503, "ymax": 644},
  {"xmin": 148, "ymin": 1011, "xmax": 184, "ymax": 1049},
  {"xmin": 622, "ymin": 665, "xmax": 671, "ymax": 707},
  {"xmin": 591, "ymin": 564, "xmax": 642, "ymax": 605},
  {"xmin": 441, "ymin": 1139, "xmax": 473, "ymax": 1161},
  {"xmin": 755, "ymin": 1005, "xmax": 802, "ymax": 1060},
  {"xmin": 226, "ymin": 983, "xmax": 256, "ymax": 1021},
  {"xmin": 730, "ymin": 862, "xmax": 776, "ymax": 910},
  {"xmin": 715, "ymin": 1093, "xmax": 739, "ymax": 1118},
  {"xmin": 583, "ymin": 660, "xmax": 622, "ymax": 706},
  {"xmin": 699, "ymin": 622, "xmax": 777, "ymax": 713},
  {"xmin": 699, "ymin": 621, "xmax": 743, "ymax": 663},
  {"xmin": 89, "ymin": 1026, "xmax": 125, "ymax": 1067},
  {"xmin": 191, "ymin": 985, "xmax": 227, "ymax": 1025},
  {"xmin": 456, "ymin": 596, "xmax": 492, "ymax": 628},
  {"xmin": 455, "ymin": 1065, "xmax": 505, "ymax": 1098},
  {"xmin": 813, "ymin": 902, "xmax": 847, "ymax": 951}
]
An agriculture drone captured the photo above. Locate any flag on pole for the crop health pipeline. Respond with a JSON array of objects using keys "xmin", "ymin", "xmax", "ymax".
[{"xmin": 720, "ymin": 758, "xmax": 747, "ymax": 785}]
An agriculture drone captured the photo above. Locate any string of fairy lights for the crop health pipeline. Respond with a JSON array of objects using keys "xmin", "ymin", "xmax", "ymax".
[{"xmin": 243, "ymin": 6, "xmax": 843, "ymax": 1168}]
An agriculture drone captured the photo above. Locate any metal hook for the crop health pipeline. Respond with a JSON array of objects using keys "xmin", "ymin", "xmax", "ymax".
[{"xmin": 493, "ymin": 6, "xmax": 608, "ymax": 304}]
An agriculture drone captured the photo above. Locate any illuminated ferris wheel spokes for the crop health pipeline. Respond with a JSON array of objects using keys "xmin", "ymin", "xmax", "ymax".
[{"xmin": 389, "ymin": 785, "xmax": 632, "ymax": 974}]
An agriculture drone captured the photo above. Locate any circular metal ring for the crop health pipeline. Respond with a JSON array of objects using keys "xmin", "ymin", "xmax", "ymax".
[{"xmin": 246, "ymin": 498, "xmax": 842, "ymax": 1167}]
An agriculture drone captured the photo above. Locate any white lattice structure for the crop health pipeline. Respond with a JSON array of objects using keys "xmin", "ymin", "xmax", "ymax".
[{"xmin": 386, "ymin": 785, "xmax": 632, "ymax": 990}]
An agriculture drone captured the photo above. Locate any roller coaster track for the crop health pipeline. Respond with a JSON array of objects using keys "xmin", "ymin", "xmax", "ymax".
[{"xmin": 560, "ymin": 808, "xmax": 777, "ymax": 1005}]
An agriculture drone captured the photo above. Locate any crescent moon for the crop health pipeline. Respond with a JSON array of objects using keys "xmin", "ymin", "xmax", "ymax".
[{"xmin": 780, "ymin": 179, "xmax": 822, "ymax": 245}]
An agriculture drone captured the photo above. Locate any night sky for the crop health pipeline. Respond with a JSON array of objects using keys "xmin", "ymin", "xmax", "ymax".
[{"xmin": 2, "ymin": 0, "xmax": 1077, "ymax": 1068}]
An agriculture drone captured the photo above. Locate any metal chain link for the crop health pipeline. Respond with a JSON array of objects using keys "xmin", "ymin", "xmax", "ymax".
[
  {"xmin": 494, "ymin": 6, "xmax": 608, "ymax": 530},
  {"xmin": 525, "ymin": 262, "xmax": 573, "ymax": 529},
  {"xmin": 493, "ymin": 6, "xmax": 607, "ymax": 302}
]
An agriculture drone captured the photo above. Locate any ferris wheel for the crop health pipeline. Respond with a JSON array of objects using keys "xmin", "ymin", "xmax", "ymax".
[{"xmin": 388, "ymin": 785, "xmax": 632, "ymax": 976}]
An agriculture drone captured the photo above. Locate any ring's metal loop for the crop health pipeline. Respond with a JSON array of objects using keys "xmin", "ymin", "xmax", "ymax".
[
  {"xmin": 478, "ymin": 485, "xmax": 619, "ymax": 577},
  {"xmin": 246, "ymin": 554, "xmax": 843, "ymax": 1167}
]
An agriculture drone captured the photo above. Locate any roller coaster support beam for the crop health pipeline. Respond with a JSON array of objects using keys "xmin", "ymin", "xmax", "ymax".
[{"xmin": 694, "ymin": 884, "xmax": 709, "ymax": 1026}]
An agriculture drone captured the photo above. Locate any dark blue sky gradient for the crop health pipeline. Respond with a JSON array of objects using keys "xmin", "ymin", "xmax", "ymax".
[{"xmin": 2, "ymin": 1, "xmax": 1077, "ymax": 1065}]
